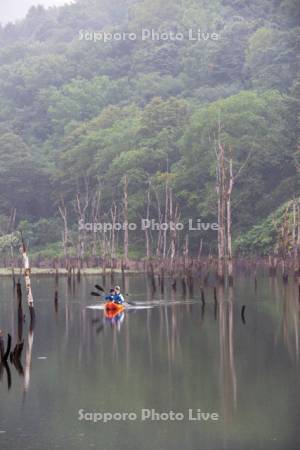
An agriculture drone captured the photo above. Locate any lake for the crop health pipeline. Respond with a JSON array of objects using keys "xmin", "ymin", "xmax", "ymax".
[{"xmin": 0, "ymin": 274, "xmax": 299, "ymax": 449}]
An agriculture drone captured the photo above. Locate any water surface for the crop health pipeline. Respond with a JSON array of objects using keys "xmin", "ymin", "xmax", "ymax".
[{"xmin": 0, "ymin": 274, "xmax": 299, "ymax": 449}]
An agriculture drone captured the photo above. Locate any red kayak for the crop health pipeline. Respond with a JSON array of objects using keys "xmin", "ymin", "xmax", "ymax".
[{"xmin": 105, "ymin": 301, "xmax": 125, "ymax": 314}]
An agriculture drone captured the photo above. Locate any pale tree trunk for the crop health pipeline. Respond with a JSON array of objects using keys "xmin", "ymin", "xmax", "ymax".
[
  {"xmin": 168, "ymin": 188, "xmax": 180, "ymax": 272},
  {"xmin": 296, "ymin": 201, "xmax": 300, "ymax": 287},
  {"xmin": 292, "ymin": 199, "xmax": 299, "ymax": 275},
  {"xmin": 152, "ymin": 185, "xmax": 163, "ymax": 258},
  {"xmin": 216, "ymin": 140, "xmax": 226, "ymax": 284},
  {"xmin": 75, "ymin": 179, "xmax": 89, "ymax": 269},
  {"xmin": 145, "ymin": 180, "xmax": 151, "ymax": 259},
  {"xmin": 163, "ymin": 179, "xmax": 169, "ymax": 259},
  {"xmin": 20, "ymin": 235, "xmax": 34, "ymax": 307},
  {"xmin": 19, "ymin": 232, "xmax": 35, "ymax": 396},
  {"xmin": 183, "ymin": 234, "xmax": 189, "ymax": 271},
  {"xmin": 197, "ymin": 238, "xmax": 203, "ymax": 261},
  {"xmin": 226, "ymin": 158, "xmax": 233, "ymax": 285},
  {"xmin": 110, "ymin": 201, "xmax": 117, "ymax": 268},
  {"xmin": 215, "ymin": 118, "xmax": 250, "ymax": 284},
  {"xmin": 91, "ymin": 189, "xmax": 101, "ymax": 257},
  {"xmin": 123, "ymin": 175, "xmax": 129, "ymax": 268},
  {"xmin": 58, "ymin": 196, "xmax": 71, "ymax": 269},
  {"xmin": 8, "ymin": 207, "xmax": 16, "ymax": 287},
  {"xmin": 280, "ymin": 208, "xmax": 290, "ymax": 282}
]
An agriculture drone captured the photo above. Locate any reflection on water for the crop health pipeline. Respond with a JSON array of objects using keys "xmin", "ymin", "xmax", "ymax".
[{"xmin": 0, "ymin": 274, "xmax": 299, "ymax": 450}]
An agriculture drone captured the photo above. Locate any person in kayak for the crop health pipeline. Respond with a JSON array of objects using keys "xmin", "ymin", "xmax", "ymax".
[
  {"xmin": 105, "ymin": 288, "xmax": 115, "ymax": 301},
  {"xmin": 113, "ymin": 285, "xmax": 125, "ymax": 304}
]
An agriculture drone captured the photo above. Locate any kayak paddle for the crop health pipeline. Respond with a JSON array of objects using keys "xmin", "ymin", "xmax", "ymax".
[
  {"xmin": 91, "ymin": 291, "xmax": 103, "ymax": 297},
  {"xmin": 94, "ymin": 284, "xmax": 105, "ymax": 292}
]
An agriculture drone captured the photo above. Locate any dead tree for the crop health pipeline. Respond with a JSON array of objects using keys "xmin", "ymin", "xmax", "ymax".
[
  {"xmin": 293, "ymin": 199, "xmax": 300, "ymax": 277},
  {"xmin": 278, "ymin": 206, "xmax": 292, "ymax": 283},
  {"xmin": 145, "ymin": 180, "xmax": 151, "ymax": 259},
  {"xmin": 58, "ymin": 196, "xmax": 72, "ymax": 271},
  {"xmin": 152, "ymin": 184, "xmax": 163, "ymax": 258},
  {"xmin": 168, "ymin": 187, "xmax": 178, "ymax": 268},
  {"xmin": 74, "ymin": 178, "xmax": 90, "ymax": 272},
  {"xmin": 20, "ymin": 233, "xmax": 34, "ymax": 308},
  {"xmin": 162, "ymin": 178, "xmax": 169, "ymax": 260},
  {"xmin": 8, "ymin": 208, "xmax": 17, "ymax": 288},
  {"xmin": 215, "ymin": 137, "xmax": 226, "ymax": 284},
  {"xmin": 226, "ymin": 156, "xmax": 234, "ymax": 285},
  {"xmin": 123, "ymin": 175, "xmax": 129, "ymax": 268},
  {"xmin": 215, "ymin": 122, "xmax": 250, "ymax": 285},
  {"xmin": 91, "ymin": 189, "xmax": 101, "ymax": 258}
]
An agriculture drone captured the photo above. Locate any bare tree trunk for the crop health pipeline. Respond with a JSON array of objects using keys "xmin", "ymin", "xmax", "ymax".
[
  {"xmin": 91, "ymin": 189, "xmax": 101, "ymax": 257},
  {"xmin": 197, "ymin": 238, "xmax": 203, "ymax": 261},
  {"xmin": 226, "ymin": 157, "xmax": 234, "ymax": 285},
  {"xmin": 145, "ymin": 180, "xmax": 151, "ymax": 259},
  {"xmin": 183, "ymin": 234, "xmax": 189, "ymax": 271},
  {"xmin": 169, "ymin": 188, "xmax": 176, "ymax": 263},
  {"xmin": 20, "ymin": 234, "xmax": 34, "ymax": 307},
  {"xmin": 8, "ymin": 208, "xmax": 16, "ymax": 288},
  {"xmin": 152, "ymin": 185, "xmax": 163, "ymax": 257},
  {"xmin": 123, "ymin": 175, "xmax": 129, "ymax": 268},
  {"xmin": 58, "ymin": 196, "xmax": 71, "ymax": 269},
  {"xmin": 163, "ymin": 179, "xmax": 169, "ymax": 259},
  {"xmin": 293, "ymin": 199, "xmax": 299, "ymax": 276},
  {"xmin": 74, "ymin": 179, "xmax": 89, "ymax": 270},
  {"xmin": 216, "ymin": 140, "xmax": 225, "ymax": 284},
  {"xmin": 110, "ymin": 201, "xmax": 117, "ymax": 260}
]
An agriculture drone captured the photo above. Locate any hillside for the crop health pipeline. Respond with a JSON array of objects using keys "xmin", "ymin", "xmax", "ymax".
[{"xmin": 0, "ymin": 0, "xmax": 299, "ymax": 258}]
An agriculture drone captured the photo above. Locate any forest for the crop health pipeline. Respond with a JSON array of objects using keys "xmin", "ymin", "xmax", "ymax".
[{"xmin": 0, "ymin": 0, "xmax": 299, "ymax": 263}]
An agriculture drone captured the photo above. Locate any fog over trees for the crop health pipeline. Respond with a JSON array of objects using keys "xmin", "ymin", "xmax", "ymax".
[{"xmin": 0, "ymin": 0, "xmax": 73, "ymax": 24}]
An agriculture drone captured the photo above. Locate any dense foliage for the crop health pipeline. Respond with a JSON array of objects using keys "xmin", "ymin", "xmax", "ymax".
[{"xmin": 0, "ymin": 0, "xmax": 299, "ymax": 256}]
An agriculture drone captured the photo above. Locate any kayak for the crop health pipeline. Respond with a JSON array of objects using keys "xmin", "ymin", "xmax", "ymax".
[
  {"xmin": 87, "ymin": 300, "xmax": 197, "ymax": 312},
  {"xmin": 105, "ymin": 308, "xmax": 125, "ymax": 320},
  {"xmin": 105, "ymin": 301, "xmax": 125, "ymax": 314}
]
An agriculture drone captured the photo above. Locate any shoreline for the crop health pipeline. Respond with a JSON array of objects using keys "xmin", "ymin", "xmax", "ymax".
[{"xmin": 0, "ymin": 268, "xmax": 141, "ymax": 276}]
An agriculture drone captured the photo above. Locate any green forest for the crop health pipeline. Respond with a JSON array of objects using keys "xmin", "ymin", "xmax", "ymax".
[{"xmin": 0, "ymin": 0, "xmax": 299, "ymax": 260}]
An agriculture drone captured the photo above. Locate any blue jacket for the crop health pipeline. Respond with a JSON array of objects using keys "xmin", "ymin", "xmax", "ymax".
[{"xmin": 113, "ymin": 293, "xmax": 125, "ymax": 304}]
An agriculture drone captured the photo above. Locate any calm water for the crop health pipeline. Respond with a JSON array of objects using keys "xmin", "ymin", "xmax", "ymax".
[{"xmin": 0, "ymin": 274, "xmax": 299, "ymax": 450}]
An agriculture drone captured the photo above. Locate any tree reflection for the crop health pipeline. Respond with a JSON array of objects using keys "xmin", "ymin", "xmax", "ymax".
[{"xmin": 218, "ymin": 286, "xmax": 237, "ymax": 423}]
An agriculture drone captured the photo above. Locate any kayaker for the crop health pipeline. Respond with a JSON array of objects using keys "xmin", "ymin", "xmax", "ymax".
[
  {"xmin": 113, "ymin": 285, "xmax": 125, "ymax": 304},
  {"xmin": 105, "ymin": 288, "xmax": 115, "ymax": 301}
]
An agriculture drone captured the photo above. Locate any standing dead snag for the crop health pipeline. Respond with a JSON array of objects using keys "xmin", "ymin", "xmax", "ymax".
[
  {"xmin": 58, "ymin": 196, "xmax": 72, "ymax": 272},
  {"xmin": 215, "ymin": 118, "xmax": 251, "ymax": 285},
  {"xmin": 292, "ymin": 199, "xmax": 300, "ymax": 278},
  {"xmin": 74, "ymin": 179, "xmax": 89, "ymax": 272},
  {"xmin": 110, "ymin": 201, "xmax": 117, "ymax": 270},
  {"xmin": 8, "ymin": 207, "xmax": 17, "ymax": 289},
  {"xmin": 123, "ymin": 175, "xmax": 129, "ymax": 268},
  {"xmin": 145, "ymin": 180, "xmax": 151, "ymax": 259},
  {"xmin": 215, "ymin": 139, "xmax": 226, "ymax": 284},
  {"xmin": 20, "ymin": 234, "xmax": 34, "ymax": 308},
  {"xmin": 226, "ymin": 155, "xmax": 234, "ymax": 286}
]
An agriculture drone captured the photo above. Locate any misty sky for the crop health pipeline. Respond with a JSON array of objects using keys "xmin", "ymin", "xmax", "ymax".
[{"xmin": 0, "ymin": 0, "xmax": 74, "ymax": 24}]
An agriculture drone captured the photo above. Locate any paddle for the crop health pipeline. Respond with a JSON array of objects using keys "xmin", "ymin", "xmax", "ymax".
[
  {"xmin": 91, "ymin": 291, "xmax": 103, "ymax": 297},
  {"xmin": 94, "ymin": 284, "xmax": 105, "ymax": 292}
]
